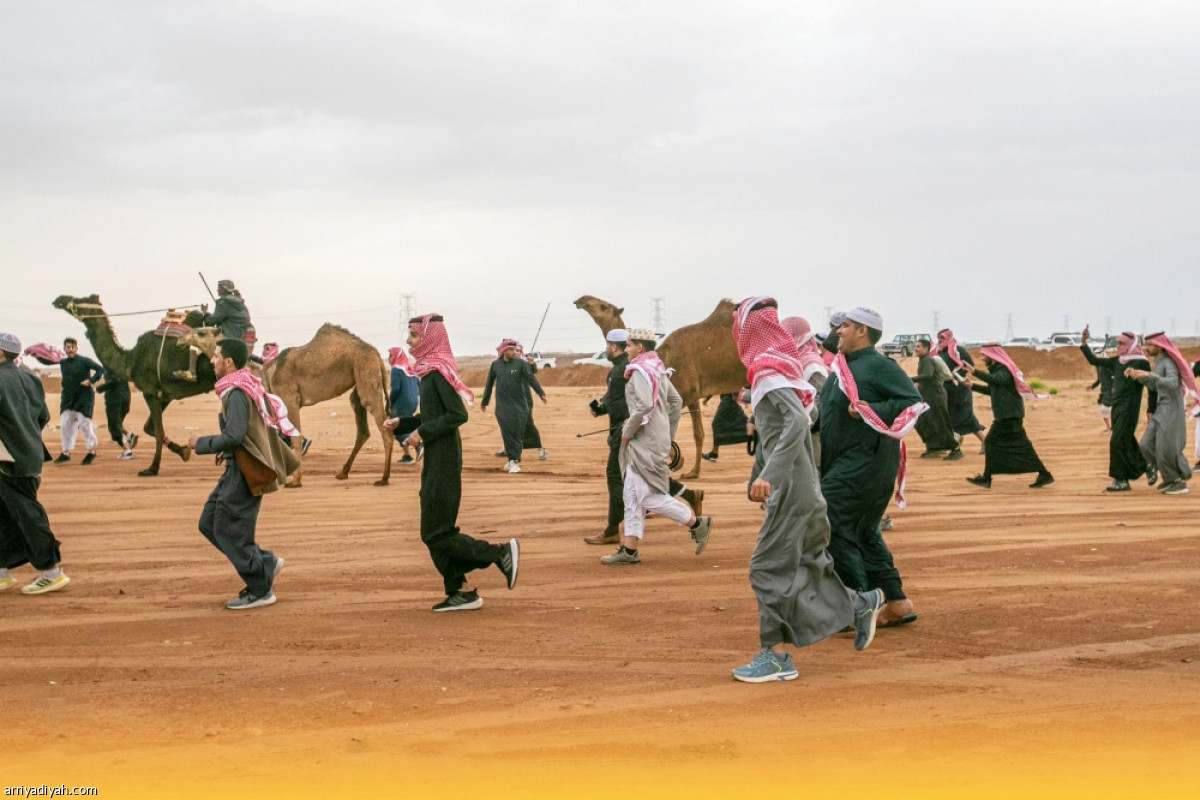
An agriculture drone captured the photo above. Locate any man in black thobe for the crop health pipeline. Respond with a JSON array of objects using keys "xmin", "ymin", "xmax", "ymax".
[
  {"xmin": 481, "ymin": 342, "xmax": 546, "ymax": 473},
  {"xmin": 912, "ymin": 339, "xmax": 962, "ymax": 460},
  {"xmin": 964, "ymin": 349, "xmax": 1053, "ymax": 489},
  {"xmin": 1080, "ymin": 329, "xmax": 1149, "ymax": 492}
]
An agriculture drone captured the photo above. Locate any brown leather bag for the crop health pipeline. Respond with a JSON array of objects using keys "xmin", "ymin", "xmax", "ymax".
[{"xmin": 234, "ymin": 445, "xmax": 279, "ymax": 496}]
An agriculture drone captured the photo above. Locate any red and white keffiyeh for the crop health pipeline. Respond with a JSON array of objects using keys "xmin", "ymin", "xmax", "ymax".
[
  {"xmin": 1145, "ymin": 333, "xmax": 1199, "ymax": 401},
  {"xmin": 624, "ymin": 350, "xmax": 672, "ymax": 426},
  {"xmin": 409, "ymin": 314, "xmax": 474, "ymax": 404},
  {"xmin": 734, "ymin": 298, "xmax": 816, "ymax": 413},
  {"xmin": 22, "ymin": 343, "xmax": 67, "ymax": 365},
  {"xmin": 979, "ymin": 344, "xmax": 1046, "ymax": 400},
  {"xmin": 780, "ymin": 315, "xmax": 829, "ymax": 382},
  {"xmin": 388, "ymin": 347, "xmax": 415, "ymax": 376},
  {"xmin": 1116, "ymin": 332, "xmax": 1145, "ymax": 364},
  {"xmin": 830, "ymin": 352, "xmax": 928, "ymax": 509},
  {"xmin": 261, "ymin": 343, "xmax": 280, "ymax": 364},
  {"xmin": 496, "ymin": 338, "xmax": 521, "ymax": 358},
  {"xmin": 214, "ymin": 367, "xmax": 299, "ymax": 437},
  {"xmin": 932, "ymin": 329, "xmax": 967, "ymax": 375}
]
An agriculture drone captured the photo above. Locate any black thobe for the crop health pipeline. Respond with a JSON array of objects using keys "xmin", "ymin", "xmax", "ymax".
[
  {"xmin": 1081, "ymin": 346, "xmax": 1149, "ymax": 480},
  {"xmin": 0, "ymin": 361, "xmax": 60, "ymax": 572},
  {"xmin": 971, "ymin": 364, "xmax": 1048, "ymax": 478},
  {"xmin": 481, "ymin": 357, "xmax": 545, "ymax": 461},
  {"xmin": 97, "ymin": 379, "xmax": 131, "ymax": 446},
  {"xmin": 711, "ymin": 393, "xmax": 750, "ymax": 447},
  {"xmin": 407, "ymin": 371, "xmax": 502, "ymax": 595},
  {"xmin": 939, "ymin": 347, "xmax": 984, "ymax": 435},
  {"xmin": 913, "ymin": 354, "xmax": 957, "ymax": 452},
  {"xmin": 817, "ymin": 347, "xmax": 921, "ymax": 601},
  {"xmin": 194, "ymin": 389, "xmax": 277, "ymax": 597},
  {"xmin": 59, "ymin": 355, "xmax": 104, "ymax": 416}
]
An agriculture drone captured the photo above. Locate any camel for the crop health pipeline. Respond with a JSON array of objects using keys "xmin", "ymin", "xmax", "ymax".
[
  {"xmin": 176, "ymin": 327, "xmax": 264, "ymax": 377},
  {"xmin": 574, "ymin": 295, "xmax": 748, "ymax": 479},
  {"xmin": 261, "ymin": 323, "xmax": 393, "ymax": 488},
  {"xmin": 52, "ymin": 294, "xmax": 207, "ymax": 477}
]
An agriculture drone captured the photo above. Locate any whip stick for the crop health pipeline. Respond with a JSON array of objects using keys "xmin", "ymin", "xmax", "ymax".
[
  {"xmin": 529, "ymin": 302, "xmax": 551, "ymax": 351},
  {"xmin": 198, "ymin": 272, "xmax": 217, "ymax": 302}
]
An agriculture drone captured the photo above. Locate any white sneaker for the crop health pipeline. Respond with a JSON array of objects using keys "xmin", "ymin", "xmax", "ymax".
[
  {"xmin": 538, "ymin": 448, "xmax": 548, "ymax": 461},
  {"xmin": 504, "ymin": 460, "xmax": 521, "ymax": 473},
  {"xmin": 118, "ymin": 450, "xmax": 134, "ymax": 460}
]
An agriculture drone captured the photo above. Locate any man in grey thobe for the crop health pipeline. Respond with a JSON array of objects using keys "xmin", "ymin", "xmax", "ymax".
[
  {"xmin": 1127, "ymin": 334, "xmax": 1192, "ymax": 494},
  {"xmin": 729, "ymin": 297, "xmax": 885, "ymax": 683},
  {"xmin": 600, "ymin": 329, "xmax": 712, "ymax": 565}
]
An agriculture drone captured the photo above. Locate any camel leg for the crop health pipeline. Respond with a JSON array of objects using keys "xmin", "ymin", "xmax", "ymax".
[
  {"xmin": 680, "ymin": 400, "xmax": 705, "ymax": 480},
  {"xmin": 140, "ymin": 395, "xmax": 165, "ymax": 477},
  {"xmin": 336, "ymin": 390, "xmax": 370, "ymax": 481},
  {"xmin": 365, "ymin": 386, "xmax": 393, "ymax": 487},
  {"xmin": 285, "ymin": 404, "xmax": 303, "ymax": 488}
]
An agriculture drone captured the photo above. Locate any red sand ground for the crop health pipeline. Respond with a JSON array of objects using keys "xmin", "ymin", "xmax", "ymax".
[{"xmin": 2, "ymin": 375, "xmax": 1198, "ymax": 799}]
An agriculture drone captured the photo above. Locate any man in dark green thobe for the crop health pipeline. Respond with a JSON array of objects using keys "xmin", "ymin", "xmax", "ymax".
[{"xmin": 912, "ymin": 338, "xmax": 962, "ymax": 460}]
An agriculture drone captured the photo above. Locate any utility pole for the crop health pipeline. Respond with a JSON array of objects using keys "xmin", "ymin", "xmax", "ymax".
[
  {"xmin": 1062, "ymin": 315, "xmax": 1070, "ymax": 330},
  {"xmin": 1105, "ymin": 316, "xmax": 1112, "ymax": 336},
  {"xmin": 931, "ymin": 311, "xmax": 940, "ymax": 332},
  {"xmin": 650, "ymin": 297, "xmax": 667, "ymax": 337},
  {"xmin": 399, "ymin": 292, "xmax": 416, "ymax": 335},
  {"xmin": 1004, "ymin": 313, "xmax": 1014, "ymax": 343},
  {"xmin": 823, "ymin": 306, "xmax": 834, "ymax": 327}
]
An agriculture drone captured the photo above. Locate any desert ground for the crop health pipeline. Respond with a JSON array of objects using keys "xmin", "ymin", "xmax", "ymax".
[{"xmin": 3, "ymin": 364, "xmax": 1198, "ymax": 799}]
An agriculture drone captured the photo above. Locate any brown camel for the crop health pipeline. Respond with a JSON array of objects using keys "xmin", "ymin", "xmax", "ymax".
[
  {"xmin": 262, "ymin": 323, "xmax": 393, "ymax": 488},
  {"xmin": 52, "ymin": 294, "xmax": 204, "ymax": 476},
  {"xmin": 574, "ymin": 295, "xmax": 748, "ymax": 479}
]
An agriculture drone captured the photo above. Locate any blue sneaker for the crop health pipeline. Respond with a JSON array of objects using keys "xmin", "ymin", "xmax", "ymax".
[
  {"xmin": 854, "ymin": 589, "xmax": 885, "ymax": 651},
  {"xmin": 731, "ymin": 649, "xmax": 798, "ymax": 683}
]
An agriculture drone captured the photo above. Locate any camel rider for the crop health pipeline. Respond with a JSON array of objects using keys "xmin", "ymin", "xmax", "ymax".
[{"xmin": 175, "ymin": 279, "xmax": 254, "ymax": 382}]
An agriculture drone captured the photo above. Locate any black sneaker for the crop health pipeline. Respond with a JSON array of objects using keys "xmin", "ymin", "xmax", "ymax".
[
  {"xmin": 943, "ymin": 449, "xmax": 964, "ymax": 461},
  {"xmin": 1146, "ymin": 465, "xmax": 1158, "ymax": 486},
  {"xmin": 54, "ymin": 453, "xmax": 71, "ymax": 464},
  {"xmin": 701, "ymin": 451, "xmax": 718, "ymax": 462},
  {"xmin": 1030, "ymin": 473, "xmax": 1055, "ymax": 489},
  {"xmin": 966, "ymin": 474, "xmax": 992, "ymax": 488},
  {"xmin": 1106, "ymin": 480, "xmax": 1131, "ymax": 492},
  {"xmin": 432, "ymin": 590, "xmax": 483, "ymax": 612},
  {"xmin": 397, "ymin": 455, "xmax": 415, "ymax": 465},
  {"xmin": 81, "ymin": 452, "xmax": 96, "ymax": 466},
  {"xmin": 497, "ymin": 539, "xmax": 519, "ymax": 590}
]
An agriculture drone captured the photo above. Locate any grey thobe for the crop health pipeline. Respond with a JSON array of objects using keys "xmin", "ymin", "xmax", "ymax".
[
  {"xmin": 619, "ymin": 368, "xmax": 682, "ymax": 494},
  {"xmin": 1137, "ymin": 359, "xmax": 1193, "ymax": 484},
  {"xmin": 749, "ymin": 388, "xmax": 855, "ymax": 649}
]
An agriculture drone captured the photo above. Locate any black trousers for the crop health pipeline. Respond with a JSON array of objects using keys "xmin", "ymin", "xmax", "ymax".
[
  {"xmin": 605, "ymin": 438, "xmax": 685, "ymax": 532},
  {"xmin": 420, "ymin": 438, "xmax": 502, "ymax": 595},
  {"xmin": 0, "ymin": 473, "xmax": 62, "ymax": 571},
  {"xmin": 105, "ymin": 395, "xmax": 130, "ymax": 446},
  {"xmin": 822, "ymin": 472, "xmax": 905, "ymax": 602},
  {"xmin": 198, "ymin": 462, "xmax": 272, "ymax": 596}
]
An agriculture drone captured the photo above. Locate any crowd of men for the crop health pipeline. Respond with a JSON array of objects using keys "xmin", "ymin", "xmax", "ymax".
[{"xmin": 2, "ymin": 289, "xmax": 1198, "ymax": 681}]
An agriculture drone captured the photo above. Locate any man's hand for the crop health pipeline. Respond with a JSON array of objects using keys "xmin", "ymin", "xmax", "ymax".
[
  {"xmin": 746, "ymin": 422, "xmax": 756, "ymax": 436},
  {"xmin": 383, "ymin": 417, "xmax": 399, "ymax": 431},
  {"xmin": 188, "ymin": 434, "xmax": 199, "ymax": 450},
  {"xmin": 480, "ymin": 405, "xmax": 489, "ymax": 415},
  {"xmin": 750, "ymin": 478, "xmax": 772, "ymax": 503},
  {"xmin": 407, "ymin": 431, "xmax": 422, "ymax": 448},
  {"xmin": 1125, "ymin": 367, "xmax": 1148, "ymax": 380},
  {"xmin": 81, "ymin": 379, "xmax": 91, "ymax": 387},
  {"xmin": 848, "ymin": 406, "xmax": 862, "ymax": 420},
  {"xmin": 1081, "ymin": 326, "xmax": 1090, "ymax": 344},
  {"xmin": 540, "ymin": 395, "xmax": 549, "ymax": 405}
]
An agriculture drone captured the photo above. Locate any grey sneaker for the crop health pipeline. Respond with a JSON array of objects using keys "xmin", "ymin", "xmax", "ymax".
[
  {"xmin": 497, "ymin": 539, "xmax": 519, "ymax": 589},
  {"xmin": 880, "ymin": 515, "xmax": 894, "ymax": 532},
  {"xmin": 731, "ymin": 649, "xmax": 798, "ymax": 683},
  {"xmin": 601, "ymin": 546, "xmax": 641, "ymax": 565},
  {"xmin": 690, "ymin": 516, "xmax": 712, "ymax": 555},
  {"xmin": 495, "ymin": 450, "xmax": 508, "ymax": 458},
  {"xmin": 269, "ymin": 554, "xmax": 285, "ymax": 588},
  {"xmin": 853, "ymin": 589, "xmax": 885, "ymax": 651},
  {"xmin": 1146, "ymin": 465, "xmax": 1158, "ymax": 486},
  {"xmin": 1106, "ymin": 480, "xmax": 1131, "ymax": 492},
  {"xmin": 1163, "ymin": 481, "xmax": 1189, "ymax": 495},
  {"xmin": 538, "ymin": 448, "xmax": 548, "ymax": 461},
  {"xmin": 226, "ymin": 589, "xmax": 277, "ymax": 610},
  {"xmin": 432, "ymin": 590, "xmax": 482, "ymax": 612},
  {"xmin": 118, "ymin": 450, "xmax": 134, "ymax": 460}
]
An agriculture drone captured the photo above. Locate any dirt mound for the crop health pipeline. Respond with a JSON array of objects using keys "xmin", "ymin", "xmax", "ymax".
[{"xmin": 968, "ymin": 346, "xmax": 1200, "ymax": 384}]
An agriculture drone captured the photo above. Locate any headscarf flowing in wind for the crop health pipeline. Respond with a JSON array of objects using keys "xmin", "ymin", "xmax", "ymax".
[
  {"xmin": 780, "ymin": 316, "xmax": 829, "ymax": 381},
  {"xmin": 1145, "ymin": 332, "xmax": 1199, "ymax": 401},
  {"xmin": 979, "ymin": 344, "xmax": 1045, "ymax": 399},
  {"xmin": 933, "ymin": 329, "xmax": 967, "ymax": 375},
  {"xmin": 409, "ymin": 314, "xmax": 474, "ymax": 404},
  {"xmin": 214, "ymin": 367, "xmax": 299, "ymax": 437},
  {"xmin": 734, "ymin": 298, "xmax": 816, "ymax": 413}
]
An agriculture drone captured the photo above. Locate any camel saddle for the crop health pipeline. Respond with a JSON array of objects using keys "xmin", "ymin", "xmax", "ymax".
[{"xmin": 155, "ymin": 310, "xmax": 192, "ymax": 339}]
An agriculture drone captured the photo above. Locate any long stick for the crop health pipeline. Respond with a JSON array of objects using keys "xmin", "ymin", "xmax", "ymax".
[
  {"xmin": 529, "ymin": 302, "xmax": 551, "ymax": 351},
  {"xmin": 198, "ymin": 272, "xmax": 217, "ymax": 302}
]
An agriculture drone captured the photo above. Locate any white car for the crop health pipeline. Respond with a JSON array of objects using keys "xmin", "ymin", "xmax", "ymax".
[
  {"xmin": 1037, "ymin": 332, "xmax": 1083, "ymax": 351},
  {"xmin": 572, "ymin": 351, "xmax": 610, "ymax": 367},
  {"xmin": 525, "ymin": 351, "xmax": 556, "ymax": 369},
  {"xmin": 1002, "ymin": 337, "xmax": 1042, "ymax": 349}
]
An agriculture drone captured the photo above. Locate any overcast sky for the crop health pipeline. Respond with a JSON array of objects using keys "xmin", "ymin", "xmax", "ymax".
[{"xmin": 3, "ymin": 1, "xmax": 1199, "ymax": 360}]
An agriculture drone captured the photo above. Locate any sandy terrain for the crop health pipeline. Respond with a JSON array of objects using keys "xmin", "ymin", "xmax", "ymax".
[{"xmin": 3, "ymin": 375, "xmax": 1198, "ymax": 799}]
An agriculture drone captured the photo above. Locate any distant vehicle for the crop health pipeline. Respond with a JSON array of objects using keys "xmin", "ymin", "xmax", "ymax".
[
  {"xmin": 1002, "ymin": 336, "xmax": 1042, "ymax": 349},
  {"xmin": 525, "ymin": 351, "xmax": 556, "ymax": 369},
  {"xmin": 572, "ymin": 351, "xmax": 611, "ymax": 367},
  {"xmin": 880, "ymin": 333, "xmax": 931, "ymax": 358},
  {"xmin": 1038, "ymin": 332, "xmax": 1105, "ymax": 354}
]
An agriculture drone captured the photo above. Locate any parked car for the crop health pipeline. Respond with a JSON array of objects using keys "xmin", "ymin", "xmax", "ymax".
[
  {"xmin": 572, "ymin": 351, "xmax": 611, "ymax": 367},
  {"xmin": 880, "ymin": 333, "xmax": 931, "ymax": 358},
  {"xmin": 525, "ymin": 351, "xmax": 556, "ymax": 369},
  {"xmin": 1037, "ymin": 332, "xmax": 1105, "ymax": 354},
  {"xmin": 1002, "ymin": 336, "xmax": 1042, "ymax": 349}
]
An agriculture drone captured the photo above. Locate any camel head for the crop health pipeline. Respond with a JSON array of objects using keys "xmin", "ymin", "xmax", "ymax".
[
  {"xmin": 177, "ymin": 327, "xmax": 223, "ymax": 356},
  {"xmin": 52, "ymin": 294, "xmax": 103, "ymax": 320},
  {"xmin": 574, "ymin": 295, "xmax": 626, "ymax": 335}
]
